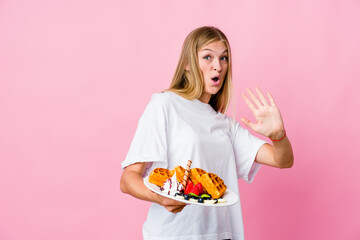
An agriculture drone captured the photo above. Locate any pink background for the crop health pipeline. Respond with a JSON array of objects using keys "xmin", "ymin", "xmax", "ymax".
[{"xmin": 1, "ymin": 0, "xmax": 359, "ymax": 239}]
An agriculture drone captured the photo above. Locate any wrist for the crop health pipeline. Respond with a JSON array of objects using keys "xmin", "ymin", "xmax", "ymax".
[
  {"xmin": 149, "ymin": 190, "xmax": 160, "ymax": 204},
  {"xmin": 269, "ymin": 129, "xmax": 286, "ymax": 142}
]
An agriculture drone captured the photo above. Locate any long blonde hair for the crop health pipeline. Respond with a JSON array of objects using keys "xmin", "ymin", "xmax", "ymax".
[{"xmin": 167, "ymin": 26, "xmax": 233, "ymax": 113}]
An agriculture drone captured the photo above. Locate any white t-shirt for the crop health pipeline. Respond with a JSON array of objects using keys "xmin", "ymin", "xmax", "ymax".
[{"xmin": 122, "ymin": 91, "xmax": 267, "ymax": 240}]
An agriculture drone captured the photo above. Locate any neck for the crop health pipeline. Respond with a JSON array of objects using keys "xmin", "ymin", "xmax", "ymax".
[{"xmin": 198, "ymin": 93, "xmax": 211, "ymax": 104}]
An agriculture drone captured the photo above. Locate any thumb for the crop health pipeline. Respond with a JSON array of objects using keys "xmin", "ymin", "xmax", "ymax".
[{"xmin": 240, "ymin": 118, "xmax": 256, "ymax": 130}]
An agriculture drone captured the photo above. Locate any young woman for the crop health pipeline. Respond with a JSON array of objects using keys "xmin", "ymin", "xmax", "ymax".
[{"xmin": 120, "ymin": 26, "xmax": 293, "ymax": 240}]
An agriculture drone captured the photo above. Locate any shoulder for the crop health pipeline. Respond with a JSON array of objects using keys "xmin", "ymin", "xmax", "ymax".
[
  {"xmin": 149, "ymin": 91, "xmax": 174, "ymax": 106},
  {"xmin": 141, "ymin": 92, "xmax": 174, "ymax": 120},
  {"xmin": 145, "ymin": 92, "xmax": 175, "ymax": 112}
]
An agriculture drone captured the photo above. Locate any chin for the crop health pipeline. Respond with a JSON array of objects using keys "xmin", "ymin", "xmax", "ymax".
[
  {"xmin": 210, "ymin": 87, "xmax": 222, "ymax": 94},
  {"xmin": 209, "ymin": 90, "xmax": 220, "ymax": 96}
]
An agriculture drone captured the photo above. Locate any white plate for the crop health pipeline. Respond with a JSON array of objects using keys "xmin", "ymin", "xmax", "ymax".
[{"xmin": 143, "ymin": 176, "xmax": 239, "ymax": 207}]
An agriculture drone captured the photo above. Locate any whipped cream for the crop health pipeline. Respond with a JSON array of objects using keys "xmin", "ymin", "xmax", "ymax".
[{"xmin": 160, "ymin": 172, "xmax": 184, "ymax": 195}]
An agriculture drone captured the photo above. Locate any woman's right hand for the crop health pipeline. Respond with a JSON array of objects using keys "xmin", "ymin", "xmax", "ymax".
[
  {"xmin": 153, "ymin": 192, "xmax": 187, "ymax": 214},
  {"xmin": 120, "ymin": 162, "xmax": 187, "ymax": 214}
]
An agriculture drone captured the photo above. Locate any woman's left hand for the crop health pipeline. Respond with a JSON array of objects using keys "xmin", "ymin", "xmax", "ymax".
[{"xmin": 240, "ymin": 87, "xmax": 285, "ymax": 140}]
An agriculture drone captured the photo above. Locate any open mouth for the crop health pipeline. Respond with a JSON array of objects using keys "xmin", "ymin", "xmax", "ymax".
[{"xmin": 211, "ymin": 76, "xmax": 220, "ymax": 82}]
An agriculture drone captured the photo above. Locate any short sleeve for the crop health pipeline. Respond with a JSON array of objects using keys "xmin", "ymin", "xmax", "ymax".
[
  {"xmin": 121, "ymin": 94, "xmax": 168, "ymax": 171},
  {"xmin": 229, "ymin": 118, "xmax": 267, "ymax": 183}
]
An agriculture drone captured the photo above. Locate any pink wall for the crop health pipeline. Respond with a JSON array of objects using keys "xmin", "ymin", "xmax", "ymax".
[{"xmin": 1, "ymin": 0, "xmax": 359, "ymax": 239}]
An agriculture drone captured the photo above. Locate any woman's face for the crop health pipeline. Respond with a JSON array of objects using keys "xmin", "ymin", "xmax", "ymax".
[{"xmin": 197, "ymin": 41, "xmax": 229, "ymax": 103}]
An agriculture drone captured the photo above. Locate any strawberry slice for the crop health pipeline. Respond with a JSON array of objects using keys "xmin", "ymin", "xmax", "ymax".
[
  {"xmin": 190, "ymin": 184, "xmax": 200, "ymax": 196},
  {"xmin": 185, "ymin": 180, "xmax": 193, "ymax": 195},
  {"xmin": 196, "ymin": 183, "xmax": 204, "ymax": 195}
]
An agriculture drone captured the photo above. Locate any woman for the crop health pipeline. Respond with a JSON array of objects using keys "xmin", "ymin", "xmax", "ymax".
[{"xmin": 120, "ymin": 26, "xmax": 293, "ymax": 240}]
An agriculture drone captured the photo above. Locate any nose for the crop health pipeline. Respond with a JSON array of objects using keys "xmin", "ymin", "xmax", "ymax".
[{"xmin": 213, "ymin": 59, "xmax": 222, "ymax": 72}]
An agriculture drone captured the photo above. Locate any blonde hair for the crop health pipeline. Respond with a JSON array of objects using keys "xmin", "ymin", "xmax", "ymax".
[{"xmin": 167, "ymin": 26, "xmax": 233, "ymax": 114}]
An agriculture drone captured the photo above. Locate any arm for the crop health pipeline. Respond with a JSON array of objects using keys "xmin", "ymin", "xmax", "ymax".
[
  {"xmin": 241, "ymin": 87, "xmax": 294, "ymax": 168},
  {"xmin": 256, "ymin": 138, "xmax": 294, "ymax": 169},
  {"xmin": 120, "ymin": 162, "xmax": 187, "ymax": 213}
]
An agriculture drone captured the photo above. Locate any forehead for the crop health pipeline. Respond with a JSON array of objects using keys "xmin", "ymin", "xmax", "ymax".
[{"xmin": 199, "ymin": 41, "xmax": 228, "ymax": 53}]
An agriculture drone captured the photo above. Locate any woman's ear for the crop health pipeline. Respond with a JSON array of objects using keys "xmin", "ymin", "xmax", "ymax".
[{"xmin": 185, "ymin": 64, "xmax": 190, "ymax": 71}]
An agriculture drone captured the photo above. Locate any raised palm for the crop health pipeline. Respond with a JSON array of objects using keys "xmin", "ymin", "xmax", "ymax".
[{"xmin": 241, "ymin": 87, "xmax": 285, "ymax": 139}]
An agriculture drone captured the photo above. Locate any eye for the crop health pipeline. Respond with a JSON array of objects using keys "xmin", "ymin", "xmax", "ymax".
[
  {"xmin": 220, "ymin": 56, "xmax": 228, "ymax": 61},
  {"xmin": 203, "ymin": 55, "xmax": 211, "ymax": 60}
]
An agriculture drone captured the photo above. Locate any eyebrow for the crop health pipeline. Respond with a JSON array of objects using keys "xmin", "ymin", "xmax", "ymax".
[{"xmin": 201, "ymin": 49, "xmax": 228, "ymax": 54}]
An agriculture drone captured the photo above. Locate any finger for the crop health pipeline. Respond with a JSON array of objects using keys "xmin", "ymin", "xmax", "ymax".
[
  {"xmin": 159, "ymin": 195, "xmax": 187, "ymax": 208},
  {"xmin": 241, "ymin": 92, "xmax": 257, "ymax": 112},
  {"xmin": 240, "ymin": 118, "xmax": 256, "ymax": 131},
  {"xmin": 255, "ymin": 87, "xmax": 269, "ymax": 106},
  {"xmin": 175, "ymin": 205, "xmax": 186, "ymax": 213},
  {"xmin": 171, "ymin": 207, "xmax": 180, "ymax": 214},
  {"xmin": 165, "ymin": 200, "xmax": 187, "ymax": 207},
  {"xmin": 267, "ymin": 92, "xmax": 276, "ymax": 107},
  {"xmin": 246, "ymin": 88, "xmax": 262, "ymax": 108},
  {"xmin": 172, "ymin": 209, "xmax": 181, "ymax": 214},
  {"xmin": 170, "ymin": 204, "xmax": 187, "ymax": 214}
]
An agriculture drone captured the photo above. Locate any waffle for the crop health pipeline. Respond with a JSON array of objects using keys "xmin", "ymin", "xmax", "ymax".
[
  {"xmin": 189, "ymin": 168, "xmax": 207, "ymax": 186},
  {"xmin": 148, "ymin": 168, "xmax": 172, "ymax": 187},
  {"xmin": 172, "ymin": 166, "xmax": 185, "ymax": 183},
  {"xmin": 200, "ymin": 173, "xmax": 227, "ymax": 199}
]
